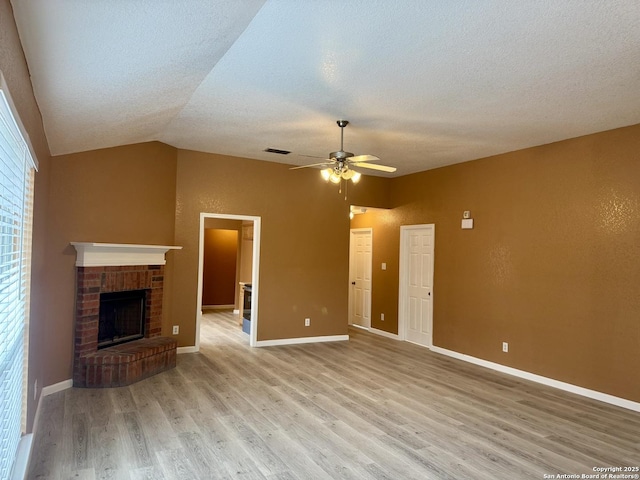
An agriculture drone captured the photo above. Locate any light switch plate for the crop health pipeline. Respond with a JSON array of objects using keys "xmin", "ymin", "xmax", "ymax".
[{"xmin": 381, "ymin": 262, "xmax": 387, "ymax": 270}]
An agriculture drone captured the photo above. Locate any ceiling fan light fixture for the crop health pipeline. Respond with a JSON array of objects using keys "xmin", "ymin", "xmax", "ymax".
[
  {"xmin": 300, "ymin": 119, "xmax": 395, "ymax": 187},
  {"xmin": 320, "ymin": 166, "xmax": 361, "ymax": 184}
]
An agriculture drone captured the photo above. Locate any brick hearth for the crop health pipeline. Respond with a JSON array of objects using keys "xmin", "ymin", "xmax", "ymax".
[{"xmin": 74, "ymin": 264, "xmax": 177, "ymax": 388}]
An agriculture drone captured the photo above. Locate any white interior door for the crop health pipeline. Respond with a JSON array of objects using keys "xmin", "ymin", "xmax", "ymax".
[
  {"xmin": 400, "ymin": 225, "xmax": 434, "ymax": 347},
  {"xmin": 349, "ymin": 228, "xmax": 372, "ymax": 328}
]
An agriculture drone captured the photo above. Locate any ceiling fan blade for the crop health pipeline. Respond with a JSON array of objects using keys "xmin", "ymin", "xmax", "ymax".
[
  {"xmin": 289, "ymin": 161, "xmax": 333, "ymax": 170},
  {"xmin": 351, "ymin": 162, "xmax": 397, "ymax": 173},
  {"xmin": 349, "ymin": 154, "xmax": 379, "ymax": 163}
]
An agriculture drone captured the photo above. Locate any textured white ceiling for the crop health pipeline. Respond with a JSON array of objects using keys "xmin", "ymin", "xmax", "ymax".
[{"xmin": 11, "ymin": 0, "xmax": 640, "ymax": 176}]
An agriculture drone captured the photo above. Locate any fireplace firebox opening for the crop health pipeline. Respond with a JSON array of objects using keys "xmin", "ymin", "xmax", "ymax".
[{"xmin": 98, "ymin": 289, "xmax": 147, "ymax": 349}]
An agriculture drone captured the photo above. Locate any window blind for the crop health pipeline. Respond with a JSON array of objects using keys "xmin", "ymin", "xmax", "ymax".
[{"xmin": 0, "ymin": 85, "xmax": 36, "ymax": 479}]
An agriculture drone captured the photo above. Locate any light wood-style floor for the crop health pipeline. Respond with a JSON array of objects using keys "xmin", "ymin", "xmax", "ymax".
[{"xmin": 29, "ymin": 311, "xmax": 640, "ymax": 479}]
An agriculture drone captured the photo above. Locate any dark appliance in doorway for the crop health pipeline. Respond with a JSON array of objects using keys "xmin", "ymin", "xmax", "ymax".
[{"xmin": 242, "ymin": 284, "xmax": 251, "ymax": 334}]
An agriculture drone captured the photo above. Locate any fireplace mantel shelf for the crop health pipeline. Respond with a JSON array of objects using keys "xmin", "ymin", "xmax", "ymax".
[{"xmin": 71, "ymin": 242, "xmax": 182, "ymax": 267}]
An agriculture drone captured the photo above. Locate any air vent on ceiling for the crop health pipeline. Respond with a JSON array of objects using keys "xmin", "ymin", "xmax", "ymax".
[{"xmin": 264, "ymin": 148, "xmax": 291, "ymax": 155}]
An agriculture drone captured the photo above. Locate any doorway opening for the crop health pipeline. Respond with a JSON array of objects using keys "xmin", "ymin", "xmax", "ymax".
[{"xmin": 196, "ymin": 213, "xmax": 261, "ymax": 348}]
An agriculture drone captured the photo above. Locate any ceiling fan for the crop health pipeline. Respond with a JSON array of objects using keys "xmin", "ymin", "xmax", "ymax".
[{"xmin": 290, "ymin": 120, "xmax": 396, "ymax": 184}]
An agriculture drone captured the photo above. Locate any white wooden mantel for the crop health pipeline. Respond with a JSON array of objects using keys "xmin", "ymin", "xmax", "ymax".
[{"xmin": 70, "ymin": 242, "xmax": 182, "ymax": 267}]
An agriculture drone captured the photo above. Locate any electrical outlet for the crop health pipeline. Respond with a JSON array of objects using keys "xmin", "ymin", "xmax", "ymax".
[
  {"xmin": 380, "ymin": 313, "xmax": 385, "ymax": 321},
  {"xmin": 502, "ymin": 342, "xmax": 509, "ymax": 353},
  {"xmin": 172, "ymin": 325, "xmax": 179, "ymax": 335},
  {"xmin": 304, "ymin": 318, "xmax": 310, "ymax": 327}
]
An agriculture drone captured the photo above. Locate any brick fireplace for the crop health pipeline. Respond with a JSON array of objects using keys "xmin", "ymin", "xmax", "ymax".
[{"xmin": 71, "ymin": 243, "xmax": 181, "ymax": 388}]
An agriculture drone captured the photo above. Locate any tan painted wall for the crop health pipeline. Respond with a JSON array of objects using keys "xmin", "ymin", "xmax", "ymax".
[
  {"xmin": 171, "ymin": 149, "xmax": 391, "ymax": 344},
  {"xmin": 203, "ymin": 218, "xmax": 243, "ymax": 308},
  {"xmin": 1, "ymin": 0, "xmax": 52, "ymax": 431},
  {"xmin": 45, "ymin": 142, "xmax": 177, "ymax": 386},
  {"xmin": 353, "ymin": 124, "xmax": 640, "ymax": 403},
  {"xmin": 202, "ymin": 229, "xmax": 238, "ymax": 305}
]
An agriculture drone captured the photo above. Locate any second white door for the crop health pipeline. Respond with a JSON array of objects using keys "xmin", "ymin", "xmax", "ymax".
[
  {"xmin": 349, "ymin": 228, "xmax": 372, "ymax": 328},
  {"xmin": 400, "ymin": 225, "xmax": 434, "ymax": 347}
]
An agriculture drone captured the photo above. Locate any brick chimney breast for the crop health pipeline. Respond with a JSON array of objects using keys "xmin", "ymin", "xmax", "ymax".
[{"xmin": 70, "ymin": 243, "xmax": 181, "ymax": 388}]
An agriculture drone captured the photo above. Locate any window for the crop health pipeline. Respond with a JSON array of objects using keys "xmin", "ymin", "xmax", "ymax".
[{"xmin": 0, "ymin": 76, "xmax": 37, "ymax": 479}]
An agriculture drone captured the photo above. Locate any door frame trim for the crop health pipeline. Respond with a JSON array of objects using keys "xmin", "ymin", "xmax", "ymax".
[
  {"xmin": 196, "ymin": 212, "xmax": 261, "ymax": 349},
  {"xmin": 398, "ymin": 224, "xmax": 435, "ymax": 344},
  {"xmin": 348, "ymin": 227, "xmax": 373, "ymax": 329}
]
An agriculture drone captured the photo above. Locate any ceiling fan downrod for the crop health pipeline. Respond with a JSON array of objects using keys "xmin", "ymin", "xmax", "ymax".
[
  {"xmin": 331, "ymin": 120, "xmax": 353, "ymax": 160},
  {"xmin": 337, "ymin": 119, "xmax": 349, "ymax": 152}
]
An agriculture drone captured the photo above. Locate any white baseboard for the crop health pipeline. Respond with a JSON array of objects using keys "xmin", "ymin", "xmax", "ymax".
[
  {"xmin": 349, "ymin": 323, "xmax": 400, "ymax": 340},
  {"xmin": 350, "ymin": 323, "xmax": 368, "ymax": 330},
  {"xmin": 430, "ymin": 345, "xmax": 640, "ymax": 413},
  {"xmin": 177, "ymin": 346, "xmax": 198, "ymax": 354},
  {"xmin": 202, "ymin": 304, "xmax": 235, "ymax": 310},
  {"xmin": 28, "ymin": 378, "xmax": 73, "ymax": 478},
  {"xmin": 31, "ymin": 390, "xmax": 43, "ymax": 437},
  {"xmin": 256, "ymin": 334, "xmax": 349, "ymax": 347},
  {"xmin": 10, "ymin": 433, "xmax": 33, "ymax": 480},
  {"xmin": 370, "ymin": 327, "xmax": 400, "ymax": 340},
  {"xmin": 41, "ymin": 379, "xmax": 73, "ymax": 397}
]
